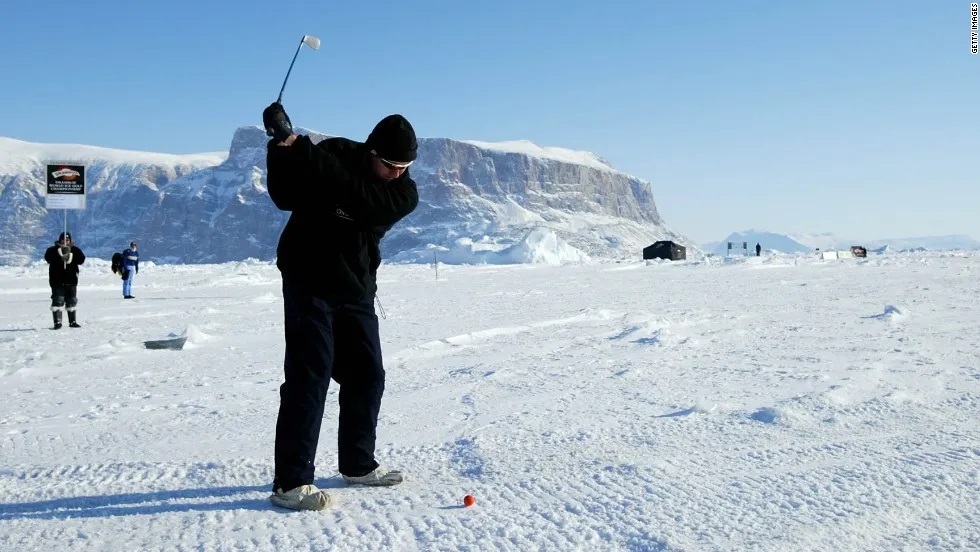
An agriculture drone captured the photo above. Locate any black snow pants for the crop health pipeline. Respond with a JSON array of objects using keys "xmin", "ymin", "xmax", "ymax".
[{"xmin": 273, "ymin": 276, "xmax": 385, "ymax": 492}]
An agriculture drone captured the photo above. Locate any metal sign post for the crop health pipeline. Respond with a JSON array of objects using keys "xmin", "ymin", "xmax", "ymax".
[{"xmin": 45, "ymin": 163, "xmax": 87, "ymax": 265}]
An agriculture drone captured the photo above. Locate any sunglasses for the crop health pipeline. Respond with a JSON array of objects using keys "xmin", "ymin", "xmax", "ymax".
[{"xmin": 377, "ymin": 155, "xmax": 412, "ymax": 170}]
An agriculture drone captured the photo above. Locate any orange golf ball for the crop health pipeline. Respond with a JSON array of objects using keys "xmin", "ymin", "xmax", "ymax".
[{"xmin": 463, "ymin": 494, "xmax": 476, "ymax": 507}]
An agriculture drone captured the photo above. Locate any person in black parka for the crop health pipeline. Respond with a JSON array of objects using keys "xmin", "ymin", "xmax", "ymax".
[
  {"xmin": 261, "ymin": 102, "xmax": 419, "ymax": 511},
  {"xmin": 44, "ymin": 231, "xmax": 86, "ymax": 329}
]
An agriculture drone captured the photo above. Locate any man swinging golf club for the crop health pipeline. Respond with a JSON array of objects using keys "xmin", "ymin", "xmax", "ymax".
[{"xmin": 262, "ymin": 77, "xmax": 419, "ymax": 510}]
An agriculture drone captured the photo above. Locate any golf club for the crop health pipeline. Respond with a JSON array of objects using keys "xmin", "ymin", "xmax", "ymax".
[{"xmin": 276, "ymin": 34, "xmax": 320, "ymax": 103}]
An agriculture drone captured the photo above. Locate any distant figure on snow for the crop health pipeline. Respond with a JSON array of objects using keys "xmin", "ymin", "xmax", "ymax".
[
  {"xmin": 755, "ymin": 243, "xmax": 762, "ymax": 257},
  {"xmin": 44, "ymin": 231, "xmax": 86, "ymax": 329},
  {"xmin": 122, "ymin": 241, "xmax": 139, "ymax": 299}
]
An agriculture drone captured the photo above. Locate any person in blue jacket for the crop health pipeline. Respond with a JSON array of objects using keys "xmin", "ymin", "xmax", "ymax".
[{"xmin": 122, "ymin": 241, "xmax": 139, "ymax": 299}]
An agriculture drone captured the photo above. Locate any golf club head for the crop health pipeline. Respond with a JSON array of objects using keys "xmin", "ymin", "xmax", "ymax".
[{"xmin": 302, "ymin": 35, "xmax": 321, "ymax": 50}]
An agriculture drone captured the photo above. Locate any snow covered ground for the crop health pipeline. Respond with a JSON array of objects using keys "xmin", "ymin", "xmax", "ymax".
[{"xmin": 1, "ymin": 251, "xmax": 977, "ymax": 551}]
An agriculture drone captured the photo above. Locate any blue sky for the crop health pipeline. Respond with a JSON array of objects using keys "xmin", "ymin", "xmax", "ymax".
[{"xmin": 2, "ymin": 1, "xmax": 976, "ymax": 243}]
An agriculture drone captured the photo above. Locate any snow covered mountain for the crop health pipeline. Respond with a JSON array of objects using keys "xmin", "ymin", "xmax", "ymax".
[
  {"xmin": 0, "ymin": 130, "xmax": 687, "ymax": 265},
  {"xmin": 703, "ymin": 230, "xmax": 814, "ymax": 256},
  {"xmin": 857, "ymin": 234, "xmax": 980, "ymax": 251},
  {"xmin": 703, "ymin": 229, "xmax": 980, "ymax": 256},
  {"xmin": 0, "ymin": 137, "xmax": 226, "ymax": 265}
]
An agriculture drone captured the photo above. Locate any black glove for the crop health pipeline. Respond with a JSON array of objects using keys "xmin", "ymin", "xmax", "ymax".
[
  {"xmin": 263, "ymin": 102, "xmax": 293, "ymax": 143},
  {"xmin": 59, "ymin": 245, "xmax": 70, "ymax": 255},
  {"xmin": 60, "ymin": 252, "xmax": 71, "ymax": 262}
]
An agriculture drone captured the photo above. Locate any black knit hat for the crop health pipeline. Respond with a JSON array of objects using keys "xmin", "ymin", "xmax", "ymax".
[
  {"xmin": 58, "ymin": 231, "xmax": 72, "ymax": 242},
  {"xmin": 366, "ymin": 114, "xmax": 417, "ymax": 163}
]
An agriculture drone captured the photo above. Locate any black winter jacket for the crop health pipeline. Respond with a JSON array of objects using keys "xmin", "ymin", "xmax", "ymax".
[
  {"xmin": 266, "ymin": 135, "xmax": 419, "ymax": 302},
  {"xmin": 44, "ymin": 244, "xmax": 86, "ymax": 286}
]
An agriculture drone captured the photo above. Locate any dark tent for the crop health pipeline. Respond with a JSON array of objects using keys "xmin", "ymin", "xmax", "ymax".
[{"xmin": 643, "ymin": 241, "xmax": 686, "ymax": 261}]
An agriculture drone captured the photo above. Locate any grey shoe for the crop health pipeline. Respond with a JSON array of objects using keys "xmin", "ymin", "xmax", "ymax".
[
  {"xmin": 269, "ymin": 484, "xmax": 332, "ymax": 511},
  {"xmin": 342, "ymin": 466, "xmax": 404, "ymax": 487}
]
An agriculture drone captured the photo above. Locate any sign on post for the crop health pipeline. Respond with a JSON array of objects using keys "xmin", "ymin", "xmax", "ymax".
[{"xmin": 45, "ymin": 164, "xmax": 86, "ymax": 210}]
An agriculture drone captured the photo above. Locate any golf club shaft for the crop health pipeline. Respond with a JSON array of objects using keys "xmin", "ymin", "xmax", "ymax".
[{"xmin": 276, "ymin": 38, "xmax": 306, "ymax": 103}]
